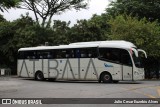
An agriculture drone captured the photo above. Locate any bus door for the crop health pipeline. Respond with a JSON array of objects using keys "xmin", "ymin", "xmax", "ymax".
[{"xmin": 121, "ymin": 50, "xmax": 133, "ymax": 80}]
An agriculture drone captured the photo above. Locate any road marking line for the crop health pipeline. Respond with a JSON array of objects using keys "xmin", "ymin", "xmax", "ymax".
[
  {"xmin": 120, "ymin": 85, "xmax": 158, "ymax": 98},
  {"xmin": 156, "ymin": 86, "xmax": 160, "ymax": 97},
  {"xmin": 99, "ymin": 85, "xmax": 160, "ymax": 98},
  {"xmin": 133, "ymin": 90, "xmax": 156, "ymax": 98}
]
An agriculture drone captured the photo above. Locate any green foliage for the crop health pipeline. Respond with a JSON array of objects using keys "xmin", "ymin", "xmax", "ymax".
[
  {"xmin": 68, "ymin": 14, "xmax": 110, "ymax": 43},
  {"xmin": 0, "ymin": 14, "xmax": 6, "ymax": 22},
  {"xmin": 108, "ymin": 14, "xmax": 160, "ymax": 57},
  {"xmin": 0, "ymin": 15, "xmax": 71, "ymax": 70},
  {"xmin": 0, "ymin": 21, "xmax": 15, "ymax": 68},
  {"xmin": 51, "ymin": 20, "xmax": 71, "ymax": 45},
  {"xmin": 0, "ymin": 14, "xmax": 54, "ymax": 71},
  {"xmin": 106, "ymin": 0, "xmax": 160, "ymax": 79},
  {"xmin": 106, "ymin": 0, "xmax": 160, "ymax": 22},
  {"xmin": 0, "ymin": 0, "xmax": 20, "ymax": 12}
]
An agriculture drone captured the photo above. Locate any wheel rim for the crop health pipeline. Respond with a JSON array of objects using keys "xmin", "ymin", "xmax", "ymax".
[
  {"xmin": 37, "ymin": 73, "xmax": 43, "ymax": 80},
  {"xmin": 104, "ymin": 74, "xmax": 110, "ymax": 81}
]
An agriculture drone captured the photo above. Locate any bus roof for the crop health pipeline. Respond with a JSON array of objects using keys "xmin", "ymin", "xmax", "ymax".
[{"xmin": 18, "ymin": 40, "xmax": 136, "ymax": 51}]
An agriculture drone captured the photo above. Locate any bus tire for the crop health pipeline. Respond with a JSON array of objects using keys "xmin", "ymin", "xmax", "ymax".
[
  {"xmin": 35, "ymin": 71, "xmax": 44, "ymax": 81},
  {"xmin": 101, "ymin": 73, "xmax": 112, "ymax": 83}
]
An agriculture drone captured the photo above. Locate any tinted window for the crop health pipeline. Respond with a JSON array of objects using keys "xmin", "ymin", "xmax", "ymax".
[
  {"xmin": 20, "ymin": 51, "xmax": 36, "ymax": 59},
  {"xmin": 99, "ymin": 48, "xmax": 121, "ymax": 63},
  {"xmin": 75, "ymin": 48, "xmax": 97, "ymax": 58},
  {"xmin": 54, "ymin": 48, "xmax": 97, "ymax": 58},
  {"xmin": 132, "ymin": 51, "xmax": 142, "ymax": 68},
  {"xmin": 121, "ymin": 50, "xmax": 132, "ymax": 66},
  {"xmin": 55, "ymin": 50, "xmax": 65, "ymax": 58},
  {"xmin": 18, "ymin": 48, "xmax": 98, "ymax": 59},
  {"xmin": 18, "ymin": 50, "xmax": 54, "ymax": 59},
  {"xmin": 37, "ymin": 50, "xmax": 53, "ymax": 59},
  {"xmin": 87, "ymin": 48, "xmax": 97, "ymax": 58},
  {"xmin": 18, "ymin": 51, "xmax": 25, "ymax": 59},
  {"xmin": 99, "ymin": 48, "xmax": 132, "ymax": 66}
]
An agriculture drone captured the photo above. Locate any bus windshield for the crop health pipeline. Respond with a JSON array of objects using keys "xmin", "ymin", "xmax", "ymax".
[{"xmin": 132, "ymin": 51, "xmax": 143, "ymax": 68}]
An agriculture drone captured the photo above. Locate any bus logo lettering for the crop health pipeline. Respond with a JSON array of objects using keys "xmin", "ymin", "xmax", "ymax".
[{"xmin": 104, "ymin": 63, "xmax": 113, "ymax": 67}]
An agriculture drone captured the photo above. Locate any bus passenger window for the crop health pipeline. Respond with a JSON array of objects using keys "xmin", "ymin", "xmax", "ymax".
[
  {"xmin": 25, "ymin": 51, "xmax": 36, "ymax": 59},
  {"xmin": 47, "ymin": 53, "xmax": 52, "ymax": 58},
  {"xmin": 65, "ymin": 54, "xmax": 70, "ymax": 58},
  {"xmin": 75, "ymin": 49, "xmax": 80, "ymax": 58},
  {"xmin": 88, "ymin": 53, "xmax": 92, "ymax": 58},
  {"xmin": 70, "ymin": 50, "xmax": 75, "ymax": 58},
  {"xmin": 81, "ymin": 53, "xmax": 86, "ymax": 58},
  {"xmin": 18, "ymin": 52, "xmax": 24, "ymax": 59}
]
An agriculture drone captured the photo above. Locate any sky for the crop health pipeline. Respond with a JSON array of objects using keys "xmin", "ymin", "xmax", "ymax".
[{"xmin": 2, "ymin": 0, "xmax": 111, "ymax": 26}]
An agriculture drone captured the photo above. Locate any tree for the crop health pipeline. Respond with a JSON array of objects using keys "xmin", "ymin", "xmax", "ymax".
[
  {"xmin": 108, "ymin": 14, "xmax": 160, "ymax": 79},
  {"xmin": 51, "ymin": 20, "xmax": 70, "ymax": 45},
  {"xmin": 0, "ymin": 0, "xmax": 20, "ymax": 12},
  {"xmin": 0, "ymin": 14, "xmax": 73, "ymax": 74},
  {"xmin": 106, "ymin": 0, "xmax": 160, "ymax": 22},
  {"xmin": 0, "ymin": 14, "xmax": 6, "ymax": 22},
  {"xmin": 0, "ymin": 14, "xmax": 36, "ymax": 73},
  {"xmin": 67, "ymin": 14, "xmax": 110, "ymax": 43},
  {"xmin": 108, "ymin": 14, "xmax": 160, "ymax": 56},
  {"xmin": 0, "ymin": 21, "xmax": 15, "ymax": 68},
  {"xmin": 68, "ymin": 19, "xmax": 100, "ymax": 42},
  {"xmin": 19, "ymin": 0, "xmax": 88, "ymax": 27},
  {"xmin": 0, "ymin": 14, "xmax": 52, "ymax": 74}
]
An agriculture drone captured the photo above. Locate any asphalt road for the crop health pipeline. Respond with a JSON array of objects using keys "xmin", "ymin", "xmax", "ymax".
[{"xmin": 0, "ymin": 77, "xmax": 160, "ymax": 107}]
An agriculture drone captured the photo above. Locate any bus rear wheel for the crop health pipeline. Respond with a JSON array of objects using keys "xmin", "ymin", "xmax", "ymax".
[
  {"xmin": 35, "ymin": 71, "xmax": 44, "ymax": 81},
  {"xmin": 101, "ymin": 73, "xmax": 112, "ymax": 83}
]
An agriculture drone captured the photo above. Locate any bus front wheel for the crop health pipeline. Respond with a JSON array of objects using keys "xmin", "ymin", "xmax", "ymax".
[
  {"xmin": 35, "ymin": 71, "xmax": 44, "ymax": 81},
  {"xmin": 101, "ymin": 73, "xmax": 112, "ymax": 83}
]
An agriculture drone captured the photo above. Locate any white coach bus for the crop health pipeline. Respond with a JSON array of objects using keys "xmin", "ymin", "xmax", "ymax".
[{"xmin": 17, "ymin": 41, "xmax": 147, "ymax": 83}]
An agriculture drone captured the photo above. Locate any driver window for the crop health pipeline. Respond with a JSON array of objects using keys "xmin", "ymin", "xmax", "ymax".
[
  {"xmin": 99, "ymin": 48, "xmax": 120, "ymax": 63},
  {"xmin": 121, "ymin": 50, "xmax": 132, "ymax": 66}
]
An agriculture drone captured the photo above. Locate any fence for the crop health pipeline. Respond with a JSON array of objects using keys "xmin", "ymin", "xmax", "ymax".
[{"xmin": 0, "ymin": 68, "xmax": 11, "ymax": 80}]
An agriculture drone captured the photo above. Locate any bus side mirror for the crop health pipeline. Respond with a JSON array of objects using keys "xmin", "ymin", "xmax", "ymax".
[{"xmin": 138, "ymin": 49, "xmax": 147, "ymax": 58}]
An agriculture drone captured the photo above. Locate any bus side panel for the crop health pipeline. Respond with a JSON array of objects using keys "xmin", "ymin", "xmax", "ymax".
[
  {"xmin": 17, "ymin": 60, "xmax": 24, "ymax": 77},
  {"xmin": 17, "ymin": 59, "xmax": 34, "ymax": 78},
  {"xmin": 80, "ymin": 58, "xmax": 92, "ymax": 80},
  {"xmin": 94, "ymin": 59, "xmax": 122, "ymax": 81},
  {"xmin": 47, "ymin": 59, "xmax": 63, "ymax": 79},
  {"xmin": 113, "ymin": 66, "xmax": 122, "ymax": 80},
  {"xmin": 56, "ymin": 59, "xmax": 68, "ymax": 80},
  {"xmin": 93, "ymin": 59, "xmax": 104, "ymax": 80},
  {"xmin": 122, "ymin": 65, "xmax": 132, "ymax": 80},
  {"xmin": 68, "ymin": 59, "xmax": 79, "ymax": 80},
  {"xmin": 90, "ymin": 58, "xmax": 99, "ymax": 80},
  {"xmin": 43, "ymin": 59, "xmax": 49, "ymax": 78},
  {"xmin": 26, "ymin": 59, "xmax": 34, "ymax": 78},
  {"xmin": 133, "ymin": 67, "xmax": 145, "ymax": 80},
  {"xmin": 35, "ymin": 59, "xmax": 45, "ymax": 77}
]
